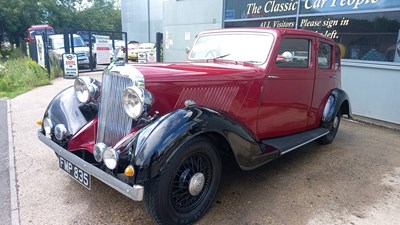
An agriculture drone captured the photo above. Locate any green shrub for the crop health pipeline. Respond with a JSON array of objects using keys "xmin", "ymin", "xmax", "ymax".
[
  {"xmin": 0, "ymin": 56, "xmax": 51, "ymax": 98},
  {"xmin": 50, "ymin": 54, "xmax": 63, "ymax": 78}
]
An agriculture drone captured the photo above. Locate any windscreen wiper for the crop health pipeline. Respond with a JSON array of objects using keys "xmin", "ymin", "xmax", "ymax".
[{"xmin": 213, "ymin": 53, "xmax": 230, "ymax": 60}]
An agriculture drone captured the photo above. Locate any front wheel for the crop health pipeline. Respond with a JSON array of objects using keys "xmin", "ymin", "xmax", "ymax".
[
  {"xmin": 318, "ymin": 110, "xmax": 341, "ymax": 145},
  {"xmin": 144, "ymin": 137, "xmax": 221, "ymax": 225}
]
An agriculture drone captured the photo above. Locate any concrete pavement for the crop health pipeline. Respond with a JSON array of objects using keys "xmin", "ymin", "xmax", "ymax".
[
  {"xmin": 0, "ymin": 99, "xmax": 12, "ymax": 225},
  {"xmin": 5, "ymin": 72, "xmax": 400, "ymax": 225}
]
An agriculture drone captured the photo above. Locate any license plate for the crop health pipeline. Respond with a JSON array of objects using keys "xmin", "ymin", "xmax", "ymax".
[{"xmin": 59, "ymin": 156, "xmax": 91, "ymax": 190}]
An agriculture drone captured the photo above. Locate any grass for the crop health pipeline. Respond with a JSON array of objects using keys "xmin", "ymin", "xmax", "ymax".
[{"xmin": 0, "ymin": 50, "xmax": 53, "ymax": 98}]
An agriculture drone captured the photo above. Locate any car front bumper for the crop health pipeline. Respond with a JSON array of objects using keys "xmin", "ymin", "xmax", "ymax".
[{"xmin": 38, "ymin": 131, "xmax": 144, "ymax": 201}]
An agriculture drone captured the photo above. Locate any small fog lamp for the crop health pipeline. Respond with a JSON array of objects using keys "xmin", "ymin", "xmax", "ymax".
[{"xmin": 54, "ymin": 124, "xmax": 68, "ymax": 141}]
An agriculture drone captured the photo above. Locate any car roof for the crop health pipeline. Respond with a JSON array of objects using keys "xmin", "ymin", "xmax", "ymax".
[{"xmin": 198, "ymin": 28, "xmax": 334, "ymax": 42}]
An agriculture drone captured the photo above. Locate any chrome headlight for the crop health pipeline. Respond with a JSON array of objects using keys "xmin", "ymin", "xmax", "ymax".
[
  {"xmin": 93, "ymin": 143, "xmax": 107, "ymax": 162},
  {"xmin": 103, "ymin": 147, "xmax": 119, "ymax": 170},
  {"xmin": 74, "ymin": 77, "xmax": 100, "ymax": 103},
  {"xmin": 122, "ymin": 86, "xmax": 153, "ymax": 120}
]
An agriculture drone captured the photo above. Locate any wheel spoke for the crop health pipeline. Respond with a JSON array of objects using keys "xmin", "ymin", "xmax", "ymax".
[{"xmin": 170, "ymin": 153, "xmax": 212, "ymax": 213}]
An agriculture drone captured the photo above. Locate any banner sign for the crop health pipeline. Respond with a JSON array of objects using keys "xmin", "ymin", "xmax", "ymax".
[
  {"xmin": 35, "ymin": 35, "xmax": 45, "ymax": 68},
  {"xmin": 147, "ymin": 51, "xmax": 157, "ymax": 63},
  {"xmin": 225, "ymin": 0, "xmax": 400, "ymax": 20},
  {"xmin": 138, "ymin": 52, "xmax": 147, "ymax": 63},
  {"xmin": 63, "ymin": 53, "xmax": 79, "ymax": 78},
  {"xmin": 95, "ymin": 35, "xmax": 111, "ymax": 64}
]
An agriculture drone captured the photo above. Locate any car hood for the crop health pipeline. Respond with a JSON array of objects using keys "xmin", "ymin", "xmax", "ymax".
[
  {"xmin": 134, "ymin": 62, "xmax": 263, "ymax": 83},
  {"xmin": 130, "ymin": 62, "xmax": 264, "ymax": 116}
]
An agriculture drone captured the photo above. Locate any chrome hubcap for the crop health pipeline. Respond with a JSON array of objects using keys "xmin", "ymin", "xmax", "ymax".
[
  {"xmin": 333, "ymin": 116, "xmax": 339, "ymax": 129},
  {"xmin": 188, "ymin": 173, "xmax": 205, "ymax": 196}
]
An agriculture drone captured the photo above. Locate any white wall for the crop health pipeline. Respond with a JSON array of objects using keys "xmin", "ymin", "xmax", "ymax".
[
  {"xmin": 342, "ymin": 62, "xmax": 400, "ymax": 125},
  {"xmin": 121, "ymin": 0, "xmax": 163, "ymax": 43},
  {"xmin": 163, "ymin": 0, "xmax": 224, "ymax": 62}
]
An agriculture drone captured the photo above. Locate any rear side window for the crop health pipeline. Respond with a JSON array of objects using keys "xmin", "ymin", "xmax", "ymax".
[
  {"xmin": 335, "ymin": 45, "xmax": 341, "ymax": 70},
  {"xmin": 318, "ymin": 42, "xmax": 332, "ymax": 69},
  {"xmin": 276, "ymin": 38, "xmax": 310, "ymax": 68}
]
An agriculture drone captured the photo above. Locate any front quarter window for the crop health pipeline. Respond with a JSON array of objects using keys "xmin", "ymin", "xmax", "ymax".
[{"xmin": 189, "ymin": 32, "xmax": 274, "ymax": 64}]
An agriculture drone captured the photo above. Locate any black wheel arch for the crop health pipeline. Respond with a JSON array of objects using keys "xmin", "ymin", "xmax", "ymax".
[
  {"xmin": 321, "ymin": 88, "xmax": 352, "ymax": 128},
  {"xmin": 130, "ymin": 107, "xmax": 275, "ymax": 184}
]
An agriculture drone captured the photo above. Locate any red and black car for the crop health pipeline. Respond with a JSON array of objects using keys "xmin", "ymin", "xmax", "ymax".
[{"xmin": 38, "ymin": 28, "xmax": 351, "ymax": 225}]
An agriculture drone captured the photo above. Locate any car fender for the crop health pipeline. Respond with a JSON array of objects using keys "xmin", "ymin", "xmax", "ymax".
[
  {"xmin": 130, "ymin": 107, "xmax": 276, "ymax": 183},
  {"xmin": 42, "ymin": 86, "xmax": 98, "ymax": 138}
]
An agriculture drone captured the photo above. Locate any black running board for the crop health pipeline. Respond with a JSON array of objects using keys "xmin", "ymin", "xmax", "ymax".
[{"xmin": 261, "ymin": 128, "xmax": 329, "ymax": 155}]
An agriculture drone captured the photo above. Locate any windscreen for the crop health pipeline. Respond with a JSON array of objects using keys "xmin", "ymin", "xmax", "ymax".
[
  {"xmin": 189, "ymin": 32, "xmax": 274, "ymax": 64},
  {"xmin": 52, "ymin": 36, "xmax": 86, "ymax": 49}
]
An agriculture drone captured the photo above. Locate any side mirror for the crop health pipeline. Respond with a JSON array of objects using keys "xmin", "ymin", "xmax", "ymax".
[
  {"xmin": 185, "ymin": 47, "xmax": 191, "ymax": 55},
  {"xmin": 276, "ymin": 51, "xmax": 293, "ymax": 63}
]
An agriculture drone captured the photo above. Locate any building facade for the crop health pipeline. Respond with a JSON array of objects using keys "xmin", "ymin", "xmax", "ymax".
[{"xmin": 121, "ymin": 0, "xmax": 400, "ymax": 125}]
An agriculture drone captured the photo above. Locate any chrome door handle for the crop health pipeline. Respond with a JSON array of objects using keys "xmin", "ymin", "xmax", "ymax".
[
  {"xmin": 268, "ymin": 75, "xmax": 279, "ymax": 79},
  {"xmin": 330, "ymin": 75, "xmax": 336, "ymax": 78}
]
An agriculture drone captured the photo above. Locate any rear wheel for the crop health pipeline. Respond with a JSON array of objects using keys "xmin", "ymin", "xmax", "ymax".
[
  {"xmin": 318, "ymin": 110, "xmax": 341, "ymax": 145},
  {"xmin": 144, "ymin": 137, "xmax": 221, "ymax": 225}
]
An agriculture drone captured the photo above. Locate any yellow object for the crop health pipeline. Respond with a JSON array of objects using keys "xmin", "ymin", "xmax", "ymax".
[
  {"xmin": 124, "ymin": 165, "xmax": 135, "ymax": 177},
  {"xmin": 339, "ymin": 44, "xmax": 346, "ymax": 58},
  {"xmin": 36, "ymin": 120, "xmax": 43, "ymax": 126}
]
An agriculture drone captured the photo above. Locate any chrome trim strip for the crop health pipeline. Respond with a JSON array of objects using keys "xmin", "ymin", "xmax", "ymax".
[
  {"xmin": 38, "ymin": 131, "xmax": 144, "ymax": 201},
  {"xmin": 280, "ymin": 131, "xmax": 329, "ymax": 155}
]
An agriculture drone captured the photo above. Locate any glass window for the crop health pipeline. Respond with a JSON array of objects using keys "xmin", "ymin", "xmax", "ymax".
[
  {"xmin": 335, "ymin": 45, "xmax": 341, "ymax": 70},
  {"xmin": 318, "ymin": 42, "xmax": 332, "ymax": 69},
  {"xmin": 189, "ymin": 33, "xmax": 274, "ymax": 64},
  {"xmin": 300, "ymin": 0, "xmax": 400, "ymax": 15},
  {"xmin": 298, "ymin": 11, "xmax": 400, "ymax": 62},
  {"xmin": 225, "ymin": 0, "xmax": 298, "ymax": 20},
  {"xmin": 276, "ymin": 38, "xmax": 310, "ymax": 68},
  {"xmin": 51, "ymin": 36, "xmax": 86, "ymax": 49},
  {"xmin": 225, "ymin": 18, "xmax": 296, "ymax": 28}
]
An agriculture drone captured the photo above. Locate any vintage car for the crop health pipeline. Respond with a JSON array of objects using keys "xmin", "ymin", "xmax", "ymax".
[
  {"xmin": 129, "ymin": 42, "xmax": 156, "ymax": 62},
  {"xmin": 38, "ymin": 28, "xmax": 351, "ymax": 225}
]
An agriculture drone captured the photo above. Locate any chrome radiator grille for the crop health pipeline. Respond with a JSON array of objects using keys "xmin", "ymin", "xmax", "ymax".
[{"xmin": 97, "ymin": 72, "xmax": 133, "ymax": 146}]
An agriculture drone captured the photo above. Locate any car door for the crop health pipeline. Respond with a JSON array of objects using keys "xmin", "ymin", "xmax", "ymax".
[
  {"xmin": 257, "ymin": 36, "xmax": 316, "ymax": 139},
  {"xmin": 307, "ymin": 39, "xmax": 336, "ymax": 129}
]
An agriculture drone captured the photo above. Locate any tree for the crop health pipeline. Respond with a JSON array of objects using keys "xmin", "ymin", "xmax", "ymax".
[{"xmin": 0, "ymin": 0, "xmax": 121, "ymax": 48}]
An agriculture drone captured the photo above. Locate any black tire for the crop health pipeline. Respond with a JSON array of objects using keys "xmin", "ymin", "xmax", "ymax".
[
  {"xmin": 91, "ymin": 55, "xmax": 97, "ymax": 69},
  {"xmin": 318, "ymin": 110, "xmax": 341, "ymax": 145},
  {"xmin": 144, "ymin": 136, "xmax": 221, "ymax": 225}
]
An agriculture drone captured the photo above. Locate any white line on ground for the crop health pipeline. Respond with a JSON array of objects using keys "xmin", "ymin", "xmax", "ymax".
[{"xmin": 8, "ymin": 99, "xmax": 20, "ymax": 225}]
